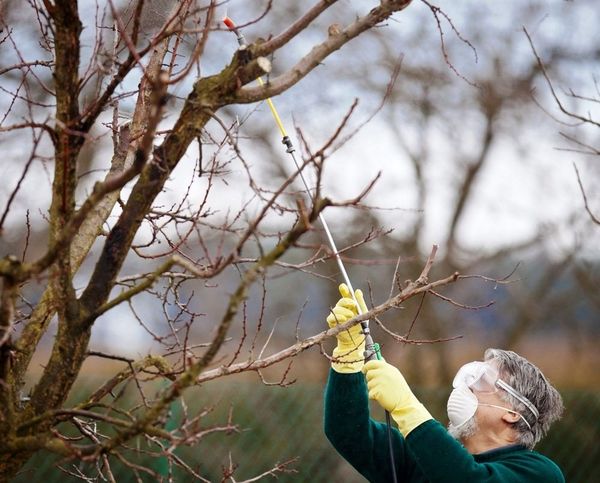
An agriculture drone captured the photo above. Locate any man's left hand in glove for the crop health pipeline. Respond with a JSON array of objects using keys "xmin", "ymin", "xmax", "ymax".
[{"xmin": 362, "ymin": 359, "xmax": 433, "ymax": 436}]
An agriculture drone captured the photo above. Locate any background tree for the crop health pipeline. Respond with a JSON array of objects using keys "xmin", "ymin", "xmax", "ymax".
[{"xmin": 266, "ymin": 0, "xmax": 600, "ymax": 385}]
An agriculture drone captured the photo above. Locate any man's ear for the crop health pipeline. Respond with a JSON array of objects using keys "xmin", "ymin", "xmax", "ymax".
[{"xmin": 501, "ymin": 410, "xmax": 521, "ymax": 425}]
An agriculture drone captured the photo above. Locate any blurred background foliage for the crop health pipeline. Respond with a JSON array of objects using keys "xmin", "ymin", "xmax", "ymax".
[{"xmin": 13, "ymin": 377, "xmax": 600, "ymax": 482}]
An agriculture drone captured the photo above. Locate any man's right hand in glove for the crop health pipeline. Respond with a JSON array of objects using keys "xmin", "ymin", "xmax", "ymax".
[{"xmin": 326, "ymin": 283, "xmax": 367, "ymax": 374}]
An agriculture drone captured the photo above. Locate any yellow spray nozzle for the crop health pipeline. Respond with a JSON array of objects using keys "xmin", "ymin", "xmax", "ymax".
[{"xmin": 257, "ymin": 77, "xmax": 287, "ymax": 138}]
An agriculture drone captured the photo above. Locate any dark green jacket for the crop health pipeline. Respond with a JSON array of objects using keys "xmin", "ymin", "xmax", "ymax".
[{"xmin": 324, "ymin": 369, "xmax": 564, "ymax": 483}]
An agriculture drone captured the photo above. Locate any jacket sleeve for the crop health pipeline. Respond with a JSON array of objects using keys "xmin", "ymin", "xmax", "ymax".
[
  {"xmin": 323, "ymin": 368, "xmax": 421, "ymax": 483},
  {"xmin": 406, "ymin": 420, "xmax": 565, "ymax": 483}
]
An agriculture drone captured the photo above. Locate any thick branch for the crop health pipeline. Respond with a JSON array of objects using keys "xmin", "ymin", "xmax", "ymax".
[
  {"xmin": 12, "ymin": 42, "xmax": 171, "ymax": 396},
  {"xmin": 254, "ymin": 0, "xmax": 341, "ymax": 56},
  {"xmin": 50, "ymin": 0, "xmax": 83, "ymax": 240},
  {"xmin": 0, "ymin": 278, "xmax": 19, "ymax": 435},
  {"xmin": 233, "ymin": 0, "xmax": 413, "ymax": 104},
  {"xmin": 79, "ymin": 53, "xmax": 271, "ymax": 316},
  {"xmin": 23, "ymin": 73, "xmax": 168, "ymax": 280}
]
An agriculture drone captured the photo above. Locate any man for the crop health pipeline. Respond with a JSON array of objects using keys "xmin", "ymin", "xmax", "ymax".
[{"xmin": 324, "ymin": 284, "xmax": 565, "ymax": 482}]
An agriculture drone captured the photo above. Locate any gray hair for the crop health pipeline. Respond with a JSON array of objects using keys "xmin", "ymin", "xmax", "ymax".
[{"xmin": 484, "ymin": 348, "xmax": 564, "ymax": 449}]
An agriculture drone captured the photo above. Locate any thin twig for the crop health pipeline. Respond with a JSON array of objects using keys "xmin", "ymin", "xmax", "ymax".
[{"xmin": 573, "ymin": 163, "xmax": 600, "ymax": 225}]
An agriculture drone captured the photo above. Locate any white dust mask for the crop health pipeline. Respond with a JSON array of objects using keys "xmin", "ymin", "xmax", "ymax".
[
  {"xmin": 447, "ymin": 385, "xmax": 478, "ymax": 428},
  {"xmin": 447, "ymin": 385, "xmax": 534, "ymax": 431}
]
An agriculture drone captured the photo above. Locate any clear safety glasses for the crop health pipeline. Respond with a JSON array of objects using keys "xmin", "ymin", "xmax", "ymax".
[{"xmin": 453, "ymin": 361, "xmax": 539, "ymax": 424}]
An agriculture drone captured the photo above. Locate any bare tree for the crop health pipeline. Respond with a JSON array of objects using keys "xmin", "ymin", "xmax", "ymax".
[
  {"xmin": 524, "ymin": 27, "xmax": 600, "ymax": 225},
  {"xmin": 307, "ymin": 0, "xmax": 600, "ymax": 383},
  {"xmin": 0, "ymin": 0, "xmax": 477, "ymax": 479},
  {"xmin": 522, "ymin": 18, "xmax": 600, "ymax": 363}
]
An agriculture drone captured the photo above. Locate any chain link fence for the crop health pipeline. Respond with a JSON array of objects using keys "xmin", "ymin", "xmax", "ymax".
[{"xmin": 13, "ymin": 380, "xmax": 600, "ymax": 482}]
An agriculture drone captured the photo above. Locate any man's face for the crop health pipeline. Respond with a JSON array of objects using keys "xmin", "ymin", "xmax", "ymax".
[
  {"xmin": 472, "ymin": 386, "xmax": 517, "ymax": 431},
  {"xmin": 447, "ymin": 388, "xmax": 509, "ymax": 441},
  {"xmin": 447, "ymin": 359, "xmax": 522, "ymax": 442}
]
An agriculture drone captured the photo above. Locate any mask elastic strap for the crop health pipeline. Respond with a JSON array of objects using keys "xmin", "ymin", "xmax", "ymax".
[
  {"xmin": 495, "ymin": 379, "xmax": 539, "ymax": 422},
  {"xmin": 478, "ymin": 403, "xmax": 533, "ymax": 431}
]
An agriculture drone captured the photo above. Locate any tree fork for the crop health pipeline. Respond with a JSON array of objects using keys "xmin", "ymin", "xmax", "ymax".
[
  {"xmin": 11, "ymin": 38, "xmax": 172, "ymax": 394},
  {"xmin": 79, "ymin": 52, "xmax": 272, "ymax": 315},
  {"xmin": 6, "ymin": 52, "xmax": 273, "ymax": 478}
]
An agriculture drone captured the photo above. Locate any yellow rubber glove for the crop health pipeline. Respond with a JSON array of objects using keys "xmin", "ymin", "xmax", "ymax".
[
  {"xmin": 326, "ymin": 283, "xmax": 367, "ymax": 374},
  {"xmin": 362, "ymin": 359, "xmax": 433, "ymax": 436}
]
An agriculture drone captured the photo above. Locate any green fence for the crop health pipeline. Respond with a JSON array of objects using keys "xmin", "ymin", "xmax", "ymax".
[{"xmin": 12, "ymin": 381, "xmax": 600, "ymax": 482}]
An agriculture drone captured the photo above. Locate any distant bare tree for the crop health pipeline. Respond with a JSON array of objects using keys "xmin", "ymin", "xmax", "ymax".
[
  {"xmin": 524, "ymin": 28, "xmax": 600, "ymax": 226},
  {"xmin": 313, "ymin": 0, "xmax": 600, "ymax": 383}
]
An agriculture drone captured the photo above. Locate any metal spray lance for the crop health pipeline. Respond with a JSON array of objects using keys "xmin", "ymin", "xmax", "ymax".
[
  {"xmin": 222, "ymin": 15, "xmax": 381, "ymax": 361},
  {"xmin": 223, "ymin": 17, "xmax": 398, "ymax": 482}
]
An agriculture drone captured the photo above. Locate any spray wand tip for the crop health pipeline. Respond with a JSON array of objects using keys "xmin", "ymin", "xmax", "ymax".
[{"xmin": 223, "ymin": 16, "xmax": 236, "ymax": 30}]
